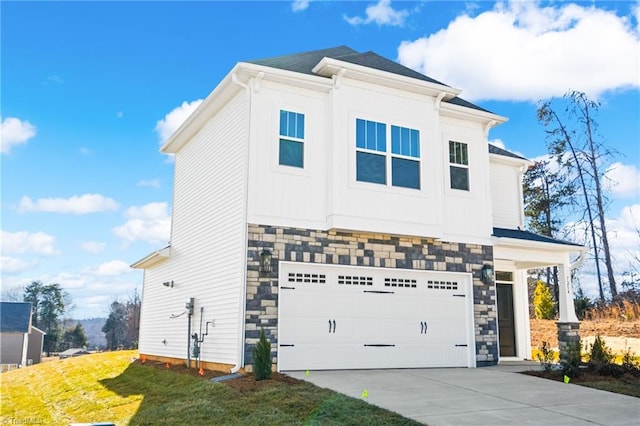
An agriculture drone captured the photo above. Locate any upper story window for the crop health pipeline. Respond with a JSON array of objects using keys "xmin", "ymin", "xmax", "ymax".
[
  {"xmin": 279, "ymin": 110, "xmax": 305, "ymax": 168},
  {"xmin": 356, "ymin": 118, "xmax": 420, "ymax": 189},
  {"xmin": 449, "ymin": 140, "xmax": 469, "ymax": 191}
]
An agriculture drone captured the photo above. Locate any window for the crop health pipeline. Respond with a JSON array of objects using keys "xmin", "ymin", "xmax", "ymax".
[
  {"xmin": 356, "ymin": 119, "xmax": 420, "ymax": 189},
  {"xmin": 449, "ymin": 141, "xmax": 469, "ymax": 190},
  {"xmin": 279, "ymin": 110, "xmax": 304, "ymax": 168}
]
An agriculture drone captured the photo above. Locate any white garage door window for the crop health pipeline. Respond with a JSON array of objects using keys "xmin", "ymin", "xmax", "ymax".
[{"xmin": 277, "ymin": 262, "xmax": 475, "ymax": 371}]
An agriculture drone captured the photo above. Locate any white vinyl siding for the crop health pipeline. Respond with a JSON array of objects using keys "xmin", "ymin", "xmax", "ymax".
[
  {"xmin": 490, "ymin": 162, "xmax": 523, "ymax": 229},
  {"xmin": 138, "ymin": 91, "xmax": 248, "ymax": 365}
]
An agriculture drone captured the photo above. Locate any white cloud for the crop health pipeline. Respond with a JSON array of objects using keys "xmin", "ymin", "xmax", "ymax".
[
  {"xmin": 344, "ymin": 0, "xmax": 409, "ymax": 27},
  {"xmin": 79, "ymin": 241, "xmax": 106, "ymax": 254},
  {"xmin": 0, "ymin": 256, "xmax": 37, "ymax": 275},
  {"xmin": 397, "ymin": 1, "xmax": 640, "ymax": 101},
  {"xmin": 1, "ymin": 230, "xmax": 58, "ymax": 255},
  {"xmin": 116, "ymin": 111, "xmax": 124, "ymax": 118},
  {"xmin": 45, "ymin": 75, "xmax": 64, "ymax": 85},
  {"xmin": 113, "ymin": 202, "xmax": 171, "ymax": 245},
  {"xmin": 489, "ymin": 139, "xmax": 505, "ymax": 149},
  {"xmin": 292, "ymin": 0, "xmax": 310, "ymax": 12},
  {"xmin": 1, "ymin": 117, "xmax": 36, "ymax": 154},
  {"xmin": 84, "ymin": 260, "xmax": 132, "ymax": 276},
  {"xmin": 155, "ymin": 99, "xmax": 203, "ymax": 145},
  {"xmin": 18, "ymin": 193, "xmax": 119, "ymax": 214},
  {"xmin": 137, "ymin": 179, "xmax": 160, "ymax": 188},
  {"xmin": 604, "ymin": 162, "xmax": 640, "ymax": 198},
  {"xmin": 79, "ymin": 147, "xmax": 91, "ymax": 155}
]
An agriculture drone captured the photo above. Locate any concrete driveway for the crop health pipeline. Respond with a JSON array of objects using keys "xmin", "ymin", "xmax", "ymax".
[{"xmin": 286, "ymin": 365, "xmax": 639, "ymax": 425}]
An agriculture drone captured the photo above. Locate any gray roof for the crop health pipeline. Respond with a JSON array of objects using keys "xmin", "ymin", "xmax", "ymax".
[
  {"xmin": 0, "ymin": 302, "xmax": 32, "ymax": 333},
  {"xmin": 488, "ymin": 144, "xmax": 529, "ymax": 161},
  {"xmin": 493, "ymin": 227, "xmax": 582, "ymax": 247},
  {"xmin": 248, "ymin": 46, "xmax": 491, "ymax": 113}
]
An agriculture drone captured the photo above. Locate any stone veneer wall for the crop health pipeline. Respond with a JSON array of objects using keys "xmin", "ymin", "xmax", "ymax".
[{"xmin": 244, "ymin": 224, "xmax": 497, "ymax": 368}]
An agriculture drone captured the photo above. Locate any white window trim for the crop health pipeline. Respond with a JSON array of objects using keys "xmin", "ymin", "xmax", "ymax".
[
  {"xmin": 353, "ymin": 116, "xmax": 423, "ymax": 192},
  {"xmin": 273, "ymin": 106, "xmax": 311, "ymax": 177}
]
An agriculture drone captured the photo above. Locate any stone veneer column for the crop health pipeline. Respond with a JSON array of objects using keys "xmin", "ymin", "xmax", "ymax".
[
  {"xmin": 244, "ymin": 224, "xmax": 497, "ymax": 367},
  {"xmin": 557, "ymin": 322, "xmax": 580, "ymax": 363}
]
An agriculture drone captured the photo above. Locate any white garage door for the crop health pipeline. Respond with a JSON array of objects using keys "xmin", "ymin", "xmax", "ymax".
[{"xmin": 277, "ymin": 262, "xmax": 475, "ymax": 371}]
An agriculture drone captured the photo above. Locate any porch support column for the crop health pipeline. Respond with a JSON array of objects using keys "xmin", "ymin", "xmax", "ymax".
[
  {"xmin": 557, "ymin": 262, "xmax": 578, "ymax": 323},
  {"xmin": 556, "ymin": 262, "xmax": 580, "ymax": 363}
]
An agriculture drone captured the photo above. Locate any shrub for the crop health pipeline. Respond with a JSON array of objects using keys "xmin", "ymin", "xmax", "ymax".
[
  {"xmin": 533, "ymin": 280, "xmax": 556, "ymax": 319},
  {"xmin": 561, "ymin": 340, "xmax": 582, "ymax": 379},
  {"xmin": 621, "ymin": 349, "xmax": 640, "ymax": 376},
  {"xmin": 536, "ymin": 341, "xmax": 555, "ymax": 371},
  {"xmin": 252, "ymin": 329, "xmax": 272, "ymax": 381},
  {"xmin": 588, "ymin": 335, "xmax": 613, "ymax": 367}
]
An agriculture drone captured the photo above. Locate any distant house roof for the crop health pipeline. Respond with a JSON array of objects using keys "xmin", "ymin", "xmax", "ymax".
[
  {"xmin": 247, "ymin": 46, "xmax": 490, "ymax": 113},
  {"xmin": 493, "ymin": 227, "xmax": 583, "ymax": 247},
  {"xmin": 0, "ymin": 302, "xmax": 32, "ymax": 333},
  {"xmin": 488, "ymin": 144, "xmax": 528, "ymax": 161},
  {"xmin": 59, "ymin": 348, "xmax": 90, "ymax": 359}
]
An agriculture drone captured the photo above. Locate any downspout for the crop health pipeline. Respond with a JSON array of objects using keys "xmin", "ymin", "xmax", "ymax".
[{"xmin": 231, "ymin": 72, "xmax": 251, "ymax": 373}]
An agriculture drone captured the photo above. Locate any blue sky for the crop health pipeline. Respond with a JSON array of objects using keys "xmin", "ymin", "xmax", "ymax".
[{"xmin": 2, "ymin": 1, "xmax": 639, "ymax": 319}]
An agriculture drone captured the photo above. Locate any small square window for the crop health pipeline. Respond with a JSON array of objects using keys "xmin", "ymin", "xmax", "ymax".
[
  {"xmin": 356, "ymin": 151, "xmax": 386, "ymax": 184},
  {"xmin": 279, "ymin": 139, "xmax": 304, "ymax": 168},
  {"xmin": 450, "ymin": 165, "xmax": 469, "ymax": 191},
  {"xmin": 392, "ymin": 157, "xmax": 420, "ymax": 189}
]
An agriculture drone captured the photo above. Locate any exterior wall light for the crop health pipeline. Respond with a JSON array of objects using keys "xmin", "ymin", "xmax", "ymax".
[
  {"xmin": 481, "ymin": 265, "xmax": 494, "ymax": 284},
  {"xmin": 260, "ymin": 249, "xmax": 272, "ymax": 273},
  {"xmin": 163, "ymin": 280, "xmax": 174, "ymax": 288}
]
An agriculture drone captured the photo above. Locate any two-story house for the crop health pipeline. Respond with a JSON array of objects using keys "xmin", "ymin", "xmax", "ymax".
[{"xmin": 132, "ymin": 46, "xmax": 583, "ymax": 372}]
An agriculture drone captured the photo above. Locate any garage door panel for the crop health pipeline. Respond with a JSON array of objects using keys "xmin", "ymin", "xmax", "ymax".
[{"xmin": 278, "ymin": 263, "xmax": 474, "ymax": 371}]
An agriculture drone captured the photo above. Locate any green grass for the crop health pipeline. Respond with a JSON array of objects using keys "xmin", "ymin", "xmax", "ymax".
[
  {"xmin": 1, "ymin": 351, "xmax": 420, "ymax": 425},
  {"xmin": 578, "ymin": 379, "xmax": 640, "ymax": 398}
]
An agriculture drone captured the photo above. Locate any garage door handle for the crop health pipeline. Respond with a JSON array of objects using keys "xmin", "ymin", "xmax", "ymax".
[
  {"xmin": 328, "ymin": 319, "xmax": 336, "ymax": 333},
  {"xmin": 333, "ymin": 320, "xmax": 336, "ymax": 333},
  {"xmin": 420, "ymin": 321, "xmax": 428, "ymax": 334}
]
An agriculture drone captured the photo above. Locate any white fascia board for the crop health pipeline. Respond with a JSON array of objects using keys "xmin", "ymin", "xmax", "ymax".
[
  {"xmin": 160, "ymin": 68, "xmax": 241, "ymax": 154},
  {"xmin": 160, "ymin": 63, "xmax": 332, "ymax": 154},
  {"xmin": 493, "ymin": 236, "xmax": 585, "ymax": 253},
  {"xmin": 30, "ymin": 326, "xmax": 46, "ymax": 335},
  {"xmin": 131, "ymin": 246, "xmax": 171, "ymax": 269},
  {"xmin": 312, "ymin": 57, "xmax": 461, "ymax": 99},
  {"xmin": 440, "ymin": 101, "xmax": 508, "ymax": 126},
  {"xmin": 489, "ymin": 153, "xmax": 533, "ymax": 168}
]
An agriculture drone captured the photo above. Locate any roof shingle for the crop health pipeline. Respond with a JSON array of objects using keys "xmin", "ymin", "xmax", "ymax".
[{"xmin": 0, "ymin": 302, "xmax": 32, "ymax": 333}]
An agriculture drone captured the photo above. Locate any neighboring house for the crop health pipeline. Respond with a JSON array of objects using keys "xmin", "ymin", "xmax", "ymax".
[
  {"xmin": 0, "ymin": 302, "xmax": 45, "ymax": 369},
  {"xmin": 133, "ymin": 46, "xmax": 583, "ymax": 372},
  {"xmin": 59, "ymin": 348, "xmax": 90, "ymax": 359}
]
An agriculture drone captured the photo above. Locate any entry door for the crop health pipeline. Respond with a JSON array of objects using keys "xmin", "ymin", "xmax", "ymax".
[{"xmin": 497, "ymin": 283, "xmax": 516, "ymax": 357}]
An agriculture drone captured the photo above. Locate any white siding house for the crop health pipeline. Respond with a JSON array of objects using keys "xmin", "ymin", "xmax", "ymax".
[{"xmin": 133, "ymin": 46, "xmax": 583, "ymax": 372}]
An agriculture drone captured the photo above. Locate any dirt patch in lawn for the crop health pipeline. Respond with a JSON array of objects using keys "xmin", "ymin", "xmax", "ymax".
[{"xmin": 135, "ymin": 358, "xmax": 300, "ymax": 393}]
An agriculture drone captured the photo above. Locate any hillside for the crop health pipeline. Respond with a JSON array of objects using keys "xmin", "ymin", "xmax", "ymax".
[{"xmin": 530, "ymin": 319, "xmax": 640, "ymax": 354}]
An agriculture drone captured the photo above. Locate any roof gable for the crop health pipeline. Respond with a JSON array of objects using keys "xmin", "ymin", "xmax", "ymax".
[
  {"xmin": 0, "ymin": 302, "xmax": 32, "ymax": 333},
  {"xmin": 248, "ymin": 46, "xmax": 490, "ymax": 114}
]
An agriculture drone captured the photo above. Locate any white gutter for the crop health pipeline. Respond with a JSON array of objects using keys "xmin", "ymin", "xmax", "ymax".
[{"xmin": 230, "ymin": 72, "xmax": 251, "ymax": 374}]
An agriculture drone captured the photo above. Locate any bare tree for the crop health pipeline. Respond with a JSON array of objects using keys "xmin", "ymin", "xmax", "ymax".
[{"xmin": 538, "ymin": 91, "xmax": 618, "ymax": 300}]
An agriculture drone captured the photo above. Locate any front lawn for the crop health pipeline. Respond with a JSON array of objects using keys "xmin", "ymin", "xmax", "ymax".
[{"xmin": 1, "ymin": 351, "xmax": 420, "ymax": 425}]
